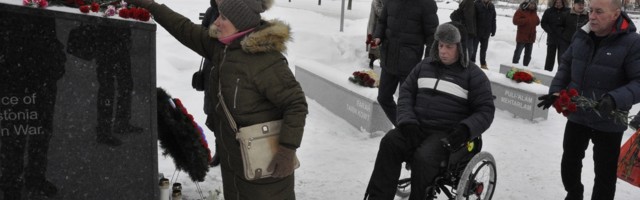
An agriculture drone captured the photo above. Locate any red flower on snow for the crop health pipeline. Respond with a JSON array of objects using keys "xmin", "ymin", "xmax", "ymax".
[
  {"xmin": 79, "ymin": 5, "xmax": 90, "ymax": 13},
  {"xmin": 90, "ymin": 2, "xmax": 99, "ymax": 12}
]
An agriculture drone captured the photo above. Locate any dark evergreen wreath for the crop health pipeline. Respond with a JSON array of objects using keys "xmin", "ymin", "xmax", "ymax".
[{"xmin": 157, "ymin": 88, "xmax": 211, "ymax": 182}]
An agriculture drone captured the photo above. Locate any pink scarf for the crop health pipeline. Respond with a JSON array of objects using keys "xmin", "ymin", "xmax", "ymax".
[{"xmin": 219, "ymin": 28, "xmax": 255, "ymax": 45}]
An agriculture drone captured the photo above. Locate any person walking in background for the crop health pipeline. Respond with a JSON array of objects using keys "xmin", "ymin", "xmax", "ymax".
[
  {"xmin": 537, "ymin": 0, "xmax": 640, "ymax": 199},
  {"xmin": 364, "ymin": 23, "xmax": 495, "ymax": 200},
  {"xmin": 473, "ymin": 0, "xmax": 496, "ymax": 69},
  {"xmin": 372, "ymin": 0, "xmax": 439, "ymax": 126},
  {"xmin": 512, "ymin": 0, "xmax": 540, "ymax": 67},
  {"xmin": 561, "ymin": 0, "xmax": 589, "ymax": 44},
  {"xmin": 125, "ymin": 0, "xmax": 308, "ymax": 199},
  {"xmin": 541, "ymin": 0, "xmax": 569, "ymax": 71},
  {"xmin": 366, "ymin": 0, "xmax": 384, "ymax": 69}
]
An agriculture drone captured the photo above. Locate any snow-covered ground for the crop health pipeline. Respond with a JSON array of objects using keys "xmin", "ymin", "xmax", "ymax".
[{"xmin": 149, "ymin": 0, "xmax": 640, "ymax": 199}]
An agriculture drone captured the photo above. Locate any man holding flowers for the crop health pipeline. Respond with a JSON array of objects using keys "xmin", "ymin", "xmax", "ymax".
[{"xmin": 537, "ymin": 0, "xmax": 640, "ymax": 199}]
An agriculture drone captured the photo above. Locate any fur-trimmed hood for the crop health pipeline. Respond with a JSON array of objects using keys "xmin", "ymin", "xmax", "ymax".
[{"xmin": 208, "ymin": 19, "xmax": 292, "ymax": 53}]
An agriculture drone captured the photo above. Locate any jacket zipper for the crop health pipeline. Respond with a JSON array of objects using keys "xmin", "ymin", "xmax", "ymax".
[{"xmin": 233, "ymin": 78, "xmax": 239, "ymax": 109}]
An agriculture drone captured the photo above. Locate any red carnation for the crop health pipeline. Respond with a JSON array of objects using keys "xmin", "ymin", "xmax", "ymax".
[
  {"xmin": 559, "ymin": 90, "xmax": 567, "ymax": 97},
  {"xmin": 138, "ymin": 8, "xmax": 151, "ymax": 21},
  {"xmin": 568, "ymin": 88, "xmax": 578, "ymax": 97},
  {"xmin": 119, "ymin": 8, "xmax": 129, "ymax": 18},
  {"xmin": 353, "ymin": 71, "xmax": 360, "ymax": 77},
  {"xmin": 128, "ymin": 7, "xmax": 137, "ymax": 18},
  {"xmin": 131, "ymin": 7, "xmax": 143, "ymax": 20},
  {"xmin": 562, "ymin": 110, "xmax": 571, "ymax": 117},
  {"xmin": 567, "ymin": 103, "xmax": 577, "ymax": 112},
  {"xmin": 559, "ymin": 95, "xmax": 570, "ymax": 105},
  {"xmin": 90, "ymin": 2, "xmax": 99, "ymax": 12},
  {"xmin": 79, "ymin": 5, "xmax": 90, "ymax": 13}
]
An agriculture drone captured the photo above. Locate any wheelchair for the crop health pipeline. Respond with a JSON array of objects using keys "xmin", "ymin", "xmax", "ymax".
[{"xmin": 395, "ymin": 137, "xmax": 497, "ymax": 200}]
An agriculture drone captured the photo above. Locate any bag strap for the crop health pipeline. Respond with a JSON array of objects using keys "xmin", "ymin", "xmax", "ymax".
[
  {"xmin": 217, "ymin": 66, "xmax": 239, "ymax": 133},
  {"xmin": 198, "ymin": 57, "xmax": 204, "ymax": 72}
]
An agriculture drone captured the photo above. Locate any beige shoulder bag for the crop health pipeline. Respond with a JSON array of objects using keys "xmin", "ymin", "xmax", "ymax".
[{"xmin": 217, "ymin": 80, "xmax": 299, "ymax": 180}]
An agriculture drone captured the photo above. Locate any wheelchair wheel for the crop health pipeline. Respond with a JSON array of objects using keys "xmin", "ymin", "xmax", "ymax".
[{"xmin": 455, "ymin": 151, "xmax": 496, "ymax": 200}]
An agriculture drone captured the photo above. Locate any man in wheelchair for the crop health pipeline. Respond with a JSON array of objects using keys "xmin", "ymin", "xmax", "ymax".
[{"xmin": 364, "ymin": 23, "xmax": 495, "ymax": 200}]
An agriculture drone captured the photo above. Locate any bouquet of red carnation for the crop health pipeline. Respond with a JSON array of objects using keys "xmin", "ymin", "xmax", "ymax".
[
  {"xmin": 553, "ymin": 89, "xmax": 579, "ymax": 116},
  {"xmin": 349, "ymin": 70, "xmax": 377, "ymax": 88},
  {"xmin": 506, "ymin": 68, "xmax": 537, "ymax": 84}
]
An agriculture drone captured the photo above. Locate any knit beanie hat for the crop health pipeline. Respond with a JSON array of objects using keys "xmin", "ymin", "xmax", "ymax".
[
  {"xmin": 429, "ymin": 23, "xmax": 469, "ymax": 68},
  {"xmin": 218, "ymin": 0, "xmax": 273, "ymax": 31}
]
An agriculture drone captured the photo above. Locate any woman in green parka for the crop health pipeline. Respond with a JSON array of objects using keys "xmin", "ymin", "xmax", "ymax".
[{"xmin": 125, "ymin": 0, "xmax": 308, "ymax": 199}]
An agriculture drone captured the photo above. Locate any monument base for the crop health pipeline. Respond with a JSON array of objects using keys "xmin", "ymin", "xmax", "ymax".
[{"xmin": 295, "ymin": 62, "xmax": 393, "ymax": 134}]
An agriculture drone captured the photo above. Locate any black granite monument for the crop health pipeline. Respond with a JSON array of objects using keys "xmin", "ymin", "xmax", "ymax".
[{"xmin": 0, "ymin": 3, "xmax": 157, "ymax": 199}]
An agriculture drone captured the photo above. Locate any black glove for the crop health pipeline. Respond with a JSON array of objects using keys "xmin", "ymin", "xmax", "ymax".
[
  {"xmin": 400, "ymin": 124, "xmax": 425, "ymax": 150},
  {"xmin": 441, "ymin": 124, "xmax": 471, "ymax": 151},
  {"xmin": 595, "ymin": 95, "xmax": 616, "ymax": 116},
  {"xmin": 491, "ymin": 32, "xmax": 495, "ymax": 37},
  {"xmin": 537, "ymin": 94, "xmax": 558, "ymax": 110}
]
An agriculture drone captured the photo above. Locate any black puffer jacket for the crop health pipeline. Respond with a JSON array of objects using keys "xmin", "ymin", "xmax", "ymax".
[
  {"xmin": 475, "ymin": 0, "xmax": 496, "ymax": 39},
  {"xmin": 541, "ymin": 6, "xmax": 570, "ymax": 45},
  {"xmin": 551, "ymin": 12, "xmax": 640, "ymax": 132},
  {"xmin": 397, "ymin": 58, "xmax": 495, "ymax": 139},
  {"xmin": 560, "ymin": 9, "xmax": 588, "ymax": 43},
  {"xmin": 374, "ymin": 0, "xmax": 439, "ymax": 76}
]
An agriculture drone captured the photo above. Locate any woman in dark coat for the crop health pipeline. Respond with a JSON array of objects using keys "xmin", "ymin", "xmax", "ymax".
[{"xmin": 125, "ymin": 0, "xmax": 308, "ymax": 199}]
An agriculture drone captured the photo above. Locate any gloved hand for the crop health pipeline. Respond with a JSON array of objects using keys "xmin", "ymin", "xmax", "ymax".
[
  {"xmin": 267, "ymin": 145, "xmax": 297, "ymax": 178},
  {"xmin": 441, "ymin": 124, "xmax": 470, "ymax": 151},
  {"xmin": 491, "ymin": 32, "xmax": 495, "ymax": 37},
  {"xmin": 209, "ymin": 151, "xmax": 220, "ymax": 167},
  {"xmin": 595, "ymin": 95, "xmax": 616, "ymax": 116},
  {"xmin": 366, "ymin": 34, "xmax": 373, "ymax": 45},
  {"xmin": 537, "ymin": 93, "xmax": 558, "ymax": 110},
  {"xmin": 630, "ymin": 115, "xmax": 640, "ymax": 130},
  {"xmin": 400, "ymin": 124, "xmax": 426, "ymax": 150},
  {"xmin": 124, "ymin": 0, "xmax": 154, "ymax": 8}
]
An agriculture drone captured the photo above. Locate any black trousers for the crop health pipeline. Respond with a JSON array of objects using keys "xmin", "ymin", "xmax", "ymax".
[
  {"xmin": 377, "ymin": 69, "xmax": 407, "ymax": 126},
  {"xmin": 561, "ymin": 121, "xmax": 623, "ymax": 200},
  {"xmin": 472, "ymin": 36, "xmax": 490, "ymax": 65},
  {"xmin": 364, "ymin": 129, "xmax": 470, "ymax": 200},
  {"xmin": 512, "ymin": 42, "xmax": 533, "ymax": 66},
  {"xmin": 544, "ymin": 42, "xmax": 568, "ymax": 71}
]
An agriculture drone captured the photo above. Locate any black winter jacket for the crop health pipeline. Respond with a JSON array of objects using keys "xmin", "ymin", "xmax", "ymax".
[
  {"xmin": 550, "ymin": 12, "xmax": 640, "ymax": 132},
  {"xmin": 560, "ymin": 9, "xmax": 588, "ymax": 43},
  {"xmin": 374, "ymin": 0, "xmax": 439, "ymax": 76},
  {"xmin": 397, "ymin": 58, "xmax": 495, "ymax": 139},
  {"xmin": 541, "ymin": 7, "xmax": 570, "ymax": 45},
  {"xmin": 475, "ymin": 0, "xmax": 496, "ymax": 39}
]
